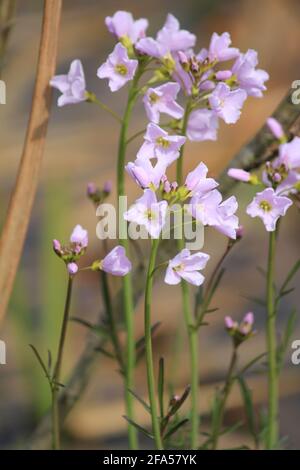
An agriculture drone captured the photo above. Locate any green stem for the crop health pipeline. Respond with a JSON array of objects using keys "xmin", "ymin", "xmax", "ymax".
[
  {"xmin": 100, "ymin": 271, "xmax": 124, "ymax": 371},
  {"xmin": 117, "ymin": 66, "xmax": 144, "ymax": 450},
  {"xmin": 211, "ymin": 347, "xmax": 238, "ymax": 450},
  {"xmin": 266, "ymin": 230, "xmax": 279, "ymax": 449},
  {"xmin": 52, "ymin": 276, "xmax": 73, "ymax": 450},
  {"xmin": 176, "ymin": 100, "xmax": 199, "ymax": 448},
  {"xmin": 181, "ymin": 278, "xmax": 199, "ymax": 449},
  {"xmin": 144, "ymin": 238, "xmax": 163, "ymax": 449}
]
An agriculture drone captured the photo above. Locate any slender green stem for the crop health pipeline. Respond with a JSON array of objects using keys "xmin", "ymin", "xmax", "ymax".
[
  {"xmin": 117, "ymin": 66, "xmax": 145, "ymax": 449},
  {"xmin": 144, "ymin": 238, "xmax": 163, "ymax": 449},
  {"xmin": 266, "ymin": 230, "xmax": 279, "ymax": 449},
  {"xmin": 181, "ymin": 278, "xmax": 199, "ymax": 449},
  {"xmin": 175, "ymin": 100, "xmax": 199, "ymax": 448},
  {"xmin": 52, "ymin": 276, "xmax": 73, "ymax": 450},
  {"xmin": 211, "ymin": 347, "xmax": 238, "ymax": 449},
  {"xmin": 100, "ymin": 271, "xmax": 124, "ymax": 371},
  {"xmin": 87, "ymin": 92, "xmax": 122, "ymax": 123}
]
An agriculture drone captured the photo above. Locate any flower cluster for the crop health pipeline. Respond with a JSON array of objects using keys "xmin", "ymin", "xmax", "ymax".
[
  {"xmin": 53, "ymin": 225, "xmax": 131, "ymax": 277},
  {"xmin": 227, "ymin": 117, "xmax": 299, "ymax": 232},
  {"xmin": 50, "ymin": 10, "xmax": 268, "ymax": 146},
  {"xmin": 225, "ymin": 312, "xmax": 255, "ymax": 345}
]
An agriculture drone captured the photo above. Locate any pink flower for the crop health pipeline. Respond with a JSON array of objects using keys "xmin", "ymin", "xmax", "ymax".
[
  {"xmin": 187, "ymin": 109, "xmax": 219, "ymax": 142},
  {"xmin": 124, "ymin": 189, "xmax": 168, "ymax": 238},
  {"xmin": 97, "ymin": 43, "xmax": 138, "ymax": 92},
  {"xmin": 164, "ymin": 248, "xmax": 210, "ymax": 286},
  {"xmin": 101, "ymin": 245, "xmax": 132, "ymax": 276},
  {"xmin": 136, "ymin": 14, "xmax": 196, "ymax": 58},
  {"xmin": 185, "ymin": 162, "xmax": 218, "ymax": 195},
  {"xmin": 105, "ymin": 11, "xmax": 148, "ymax": 44},
  {"xmin": 199, "ymin": 32, "xmax": 239, "ymax": 63},
  {"xmin": 50, "ymin": 59, "xmax": 86, "ymax": 107},
  {"xmin": 70, "ymin": 225, "xmax": 88, "ymax": 249},
  {"xmin": 143, "ymin": 82, "xmax": 184, "ymax": 124},
  {"xmin": 266, "ymin": 117, "xmax": 284, "ymax": 140},
  {"xmin": 232, "ymin": 49, "xmax": 269, "ymax": 98},
  {"xmin": 126, "ymin": 158, "xmax": 167, "ymax": 189},
  {"xmin": 225, "ymin": 312, "xmax": 254, "ymax": 337},
  {"xmin": 137, "ymin": 123, "xmax": 186, "ymax": 163},
  {"xmin": 209, "ymin": 82, "xmax": 247, "ymax": 124},
  {"xmin": 189, "ymin": 189, "xmax": 239, "ymax": 239},
  {"xmin": 278, "ymin": 136, "xmax": 300, "ymax": 170},
  {"xmin": 227, "ymin": 168, "xmax": 251, "ymax": 182},
  {"xmin": 246, "ymin": 188, "xmax": 292, "ymax": 231}
]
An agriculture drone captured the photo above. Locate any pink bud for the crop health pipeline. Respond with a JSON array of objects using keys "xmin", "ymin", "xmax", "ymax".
[
  {"xmin": 178, "ymin": 51, "xmax": 188, "ymax": 65},
  {"xmin": 273, "ymin": 173, "xmax": 281, "ymax": 183},
  {"xmin": 67, "ymin": 262, "xmax": 78, "ymax": 275},
  {"xmin": 87, "ymin": 182, "xmax": 97, "ymax": 196},
  {"xmin": 224, "ymin": 316, "xmax": 235, "ymax": 329},
  {"xmin": 164, "ymin": 180, "xmax": 171, "ymax": 193},
  {"xmin": 236, "ymin": 225, "xmax": 244, "ymax": 239},
  {"xmin": 243, "ymin": 312, "xmax": 254, "ymax": 326},
  {"xmin": 216, "ymin": 70, "xmax": 232, "ymax": 80},
  {"xmin": 266, "ymin": 117, "xmax": 284, "ymax": 139},
  {"xmin": 53, "ymin": 239, "xmax": 62, "ymax": 255},
  {"xmin": 103, "ymin": 180, "xmax": 112, "ymax": 193},
  {"xmin": 227, "ymin": 168, "xmax": 251, "ymax": 182}
]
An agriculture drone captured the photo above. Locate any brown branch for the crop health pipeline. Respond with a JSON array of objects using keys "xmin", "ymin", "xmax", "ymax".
[{"xmin": 0, "ymin": 0, "xmax": 62, "ymax": 325}]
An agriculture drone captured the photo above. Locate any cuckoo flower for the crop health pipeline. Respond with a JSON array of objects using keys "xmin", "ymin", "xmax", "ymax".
[
  {"xmin": 101, "ymin": 245, "xmax": 132, "ymax": 276},
  {"xmin": 97, "ymin": 43, "xmax": 138, "ymax": 92},
  {"xmin": 277, "ymin": 136, "xmax": 300, "ymax": 170},
  {"xmin": 126, "ymin": 158, "xmax": 168, "ymax": 189},
  {"xmin": 105, "ymin": 10, "xmax": 148, "ymax": 44},
  {"xmin": 124, "ymin": 189, "xmax": 168, "ymax": 238},
  {"xmin": 187, "ymin": 109, "xmax": 219, "ymax": 142},
  {"xmin": 164, "ymin": 248, "xmax": 210, "ymax": 286},
  {"xmin": 209, "ymin": 82, "xmax": 247, "ymax": 124},
  {"xmin": 136, "ymin": 13, "xmax": 196, "ymax": 58},
  {"xmin": 185, "ymin": 162, "xmax": 218, "ymax": 196},
  {"xmin": 143, "ymin": 82, "xmax": 184, "ymax": 124},
  {"xmin": 70, "ymin": 224, "xmax": 89, "ymax": 250},
  {"xmin": 198, "ymin": 32, "xmax": 239, "ymax": 63},
  {"xmin": 189, "ymin": 189, "xmax": 239, "ymax": 239},
  {"xmin": 246, "ymin": 188, "xmax": 292, "ymax": 231},
  {"xmin": 50, "ymin": 59, "xmax": 86, "ymax": 107},
  {"xmin": 225, "ymin": 312, "xmax": 255, "ymax": 343},
  {"xmin": 137, "ymin": 123, "xmax": 186, "ymax": 163},
  {"xmin": 232, "ymin": 49, "xmax": 269, "ymax": 98}
]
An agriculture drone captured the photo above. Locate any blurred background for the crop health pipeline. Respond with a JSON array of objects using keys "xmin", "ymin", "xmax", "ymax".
[{"xmin": 0, "ymin": 0, "xmax": 300, "ymax": 449}]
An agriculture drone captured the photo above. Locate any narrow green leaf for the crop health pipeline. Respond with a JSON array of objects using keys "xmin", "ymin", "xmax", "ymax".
[
  {"xmin": 237, "ymin": 376, "xmax": 258, "ymax": 446},
  {"xmin": 70, "ymin": 316, "xmax": 110, "ymax": 337},
  {"xmin": 29, "ymin": 344, "xmax": 51, "ymax": 383},
  {"xmin": 94, "ymin": 346, "xmax": 115, "ymax": 359},
  {"xmin": 242, "ymin": 295, "xmax": 266, "ymax": 307},
  {"xmin": 238, "ymin": 352, "xmax": 267, "ymax": 376},
  {"xmin": 123, "ymin": 416, "xmax": 153, "ymax": 439},
  {"xmin": 280, "ymin": 259, "xmax": 300, "ymax": 294},
  {"xmin": 128, "ymin": 389, "xmax": 150, "ymax": 413},
  {"xmin": 164, "ymin": 418, "xmax": 189, "ymax": 440},
  {"xmin": 158, "ymin": 357, "xmax": 165, "ymax": 419}
]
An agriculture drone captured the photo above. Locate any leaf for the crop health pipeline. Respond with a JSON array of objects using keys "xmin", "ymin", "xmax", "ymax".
[
  {"xmin": 136, "ymin": 322, "xmax": 161, "ymax": 363},
  {"xmin": 237, "ymin": 376, "xmax": 258, "ymax": 446},
  {"xmin": 204, "ymin": 307, "xmax": 219, "ymax": 314},
  {"xmin": 242, "ymin": 295, "xmax": 266, "ymax": 307},
  {"xmin": 123, "ymin": 416, "xmax": 153, "ymax": 439},
  {"xmin": 238, "ymin": 352, "xmax": 267, "ymax": 375},
  {"xmin": 94, "ymin": 346, "xmax": 115, "ymax": 359},
  {"xmin": 164, "ymin": 418, "xmax": 189, "ymax": 440},
  {"xmin": 277, "ymin": 309, "xmax": 297, "ymax": 371},
  {"xmin": 279, "ymin": 259, "xmax": 300, "ymax": 294},
  {"xmin": 47, "ymin": 350, "xmax": 52, "ymax": 374},
  {"xmin": 208, "ymin": 268, "xmax": 226, "ymax": 303},
  {"xmin": 70, "ymin": 317, "xmax": 110, "ymax": 338},
  {"xmin": 128, "ymin": 389, "xmax": 150, "ymax": 413},
  {"xmin": 29, "ymin": 344, "xmax": 51, "ymax": 383},
  {"xmin": 158, "ymin": 357, "xmax": 165, "ymax": 419}
]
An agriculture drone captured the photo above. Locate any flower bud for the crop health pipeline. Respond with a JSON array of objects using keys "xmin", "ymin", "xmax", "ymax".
[{"xmin": 67, "ymin": 262, "xmax": 78, "ymax": 275}]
